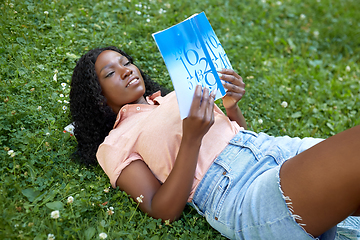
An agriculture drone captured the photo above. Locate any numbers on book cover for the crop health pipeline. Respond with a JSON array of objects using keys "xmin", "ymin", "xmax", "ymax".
[{"xmin": 173, "ymin": 33, "xmax": 231, "ymax": 91}]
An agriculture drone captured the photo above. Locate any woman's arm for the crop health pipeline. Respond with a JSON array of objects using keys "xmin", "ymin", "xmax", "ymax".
[
  {"xmin": 218, "ymin": 69, "xmax": 247, "ymax": 129},
  {"xmin": 224, "ymin": 104, "xmax": 247, "ymax": 130},
  {"xmin": 117, "ymin": 85, "xmax": 215, "ymax": 221}
]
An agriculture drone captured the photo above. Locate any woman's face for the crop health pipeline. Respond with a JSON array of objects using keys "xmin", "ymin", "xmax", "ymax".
[{"xmin": 95, "ymin": 50, "xmax": 146, "ymax": 114}]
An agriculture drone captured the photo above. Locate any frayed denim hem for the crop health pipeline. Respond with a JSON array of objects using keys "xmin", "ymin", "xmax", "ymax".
[{"xmin": 276, "ymin": 164, "xmax": 338, "ymax": 240}]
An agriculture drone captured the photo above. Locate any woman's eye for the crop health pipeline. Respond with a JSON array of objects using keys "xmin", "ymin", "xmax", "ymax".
[
  {"xmin": 124, "ymin": 61, "xmax": 131, "ymax": 66},
  {"xmin": 105, "ymin": 71, "xmax": 114, "ymax": 78}
]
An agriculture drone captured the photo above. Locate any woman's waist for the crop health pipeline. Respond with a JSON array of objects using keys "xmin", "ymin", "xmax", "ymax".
[{"xmin": 191, "ymin": 130, "xmax": 278, "ymax": 214}]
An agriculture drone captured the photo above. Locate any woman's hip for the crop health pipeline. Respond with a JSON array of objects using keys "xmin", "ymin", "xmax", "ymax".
[{"xmin": 191, "ymin": 130, "xmax": 324, "ymax": 239}]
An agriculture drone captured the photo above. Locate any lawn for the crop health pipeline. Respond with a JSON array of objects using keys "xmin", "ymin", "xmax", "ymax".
[{"xmin": 0, "ymin": 0, "xmax": 359, "ymax": 239}]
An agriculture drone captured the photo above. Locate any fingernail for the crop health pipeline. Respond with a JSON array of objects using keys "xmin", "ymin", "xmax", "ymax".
[
  {"xmin": 216, "ymin": 68, "xmax": 223, "ymax": 72},
  {"xmin": 218, "ymin": 73, "xmax": 222, "ymax": 78},
  {"xmin": 195, "ymin": 85, "xmax": 202, "ymax": 94},
  {"xmin": 212, "ymin": 88, "xmax": 218, "ymax": 96},
  {"xmin": 221, "ymin": 80, "xmax": 226, "ymax": 85}
]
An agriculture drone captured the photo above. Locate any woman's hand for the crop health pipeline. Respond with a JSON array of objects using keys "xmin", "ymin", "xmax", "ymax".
[
  {"xmin": 182, "ymin": 85, "xmax": 216, "ymax": 144},
  {"xmin": 218, "ymin": 68, "xmax": 245, "ymax": 110},
  {"xmin": 218, "ymin": 69, "xmax": 247, "ymax": 129}
]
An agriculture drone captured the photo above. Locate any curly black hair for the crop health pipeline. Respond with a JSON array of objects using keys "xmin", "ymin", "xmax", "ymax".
[{"xmin": 70, "ymin": 46, "xmax": 169, "ymax": 166}]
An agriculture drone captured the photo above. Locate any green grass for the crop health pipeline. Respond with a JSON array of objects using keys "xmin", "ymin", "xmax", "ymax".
[{"xmin": 0, "ymin": 0, "xmax": 359, "ymax": 239}]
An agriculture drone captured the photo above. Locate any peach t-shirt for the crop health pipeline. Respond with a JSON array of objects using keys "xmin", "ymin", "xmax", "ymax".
[{"xmin": 96, "ymin": 91, "xmax": 241, "ymax": 201}]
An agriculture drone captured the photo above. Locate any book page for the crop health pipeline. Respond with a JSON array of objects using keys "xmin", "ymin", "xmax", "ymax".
[{"xmin": 153, "ymin": 12, "xmax": 232, "ymax": 119}]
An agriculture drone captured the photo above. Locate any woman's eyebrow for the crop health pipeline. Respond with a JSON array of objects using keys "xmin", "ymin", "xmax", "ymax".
[{"xmin": 100, "ymin": 56, "xmax": 125, "ymax": 73}]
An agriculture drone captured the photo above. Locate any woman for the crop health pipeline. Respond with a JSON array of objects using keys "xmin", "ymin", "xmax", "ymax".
[{"xmin": 70, "ymin": 46, "xmax": 360, "ymax": 239}]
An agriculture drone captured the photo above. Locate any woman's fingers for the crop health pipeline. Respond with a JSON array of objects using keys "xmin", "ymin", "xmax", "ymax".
[
  {"xmin": 189, "ymin": 84, "xmax": 203, "ymax": 115},
  {"xmin": 184, "ymin": 85, "xmax": 215, "ymax": 140},
  {"xmin": 190, "ymin": 85, "xmax": 215, "ymax": 115},
  {"xmin": 218, "ymin": 68, "xmax": 241, "ymax": 79},
  {"xmin": 217, "ymin": 69, "xmax": 245, "ymax": 108},
  {"xmin": 207, "ymin": 89, "xmax": 216, "ymax": 123},
  {"xmin": 188, "ymin": 85, "xmax": 215, "ymax": 122},
  {"xmin": 199, "ymin": 87, "xmax": 210, "ymax": 113},
  {"xmin": 218, "ymin": 69, "xmax": 245, "ymax": 92}
]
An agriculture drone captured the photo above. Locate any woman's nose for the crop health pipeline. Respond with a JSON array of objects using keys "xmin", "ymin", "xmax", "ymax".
[{"xmin": 120, "ymin": 67, "xmax": 132, "ymax": 80}]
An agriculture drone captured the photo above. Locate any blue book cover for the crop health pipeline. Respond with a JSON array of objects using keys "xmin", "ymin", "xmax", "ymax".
[{"xmin": 152, "ymin": 12, "xmax": 233, "ymax": 119}]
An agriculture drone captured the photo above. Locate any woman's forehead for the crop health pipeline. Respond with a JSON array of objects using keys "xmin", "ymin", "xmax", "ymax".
[{"xmin": 95, "ymin": 50, "xmax": 127, "ymax": 71}]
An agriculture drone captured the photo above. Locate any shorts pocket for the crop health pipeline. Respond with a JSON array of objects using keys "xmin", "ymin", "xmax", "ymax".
[
  {"xmin": 206, "ymin": 172, "xmax": 231, "ymax": 221},
  {"xmin": 205, "ymin": 173, "xmax": 237, "ymax": 239}
]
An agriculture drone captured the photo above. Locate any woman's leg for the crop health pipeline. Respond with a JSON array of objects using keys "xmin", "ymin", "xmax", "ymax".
[{"xmin": 279, "ymin": 125, "xmax": 360, "ymax": 237}]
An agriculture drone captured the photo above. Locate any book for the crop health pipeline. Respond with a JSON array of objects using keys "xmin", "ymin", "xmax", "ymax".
[{"xmin": 152, "ymin": 12, "xmax": 233, "ymax": 119}]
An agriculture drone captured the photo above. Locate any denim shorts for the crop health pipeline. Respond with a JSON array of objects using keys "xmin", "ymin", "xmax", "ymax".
[{"xmin": 191, "ymin": 130, "xmax": 360, "ymax": 240}]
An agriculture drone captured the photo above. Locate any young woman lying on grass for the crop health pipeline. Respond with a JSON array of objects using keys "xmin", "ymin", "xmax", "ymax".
[{"xmin": 70, "ymin": 46, "xmax": 360, "ymax": 240}]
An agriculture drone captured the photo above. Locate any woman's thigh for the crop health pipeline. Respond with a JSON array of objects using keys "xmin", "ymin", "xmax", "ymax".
[{"xmin": 279, "ymin": 125, "xmax": 360, "ymax": 237}]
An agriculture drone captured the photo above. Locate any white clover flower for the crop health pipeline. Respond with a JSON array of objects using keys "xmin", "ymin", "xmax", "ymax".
[
  {"xmin": 258, "ymin": 119, "xmax": 263, "ymax": 124},
  {"xmin": 261, "ymin": 0, "xmax": 266, "ymax": 3},
  {"xmin": 7, "ymin": 150, "xmax": 16, "ymax": 158},
  {"xmin": 63, "ymin": 100, "xmax": 69, "ymax": 104},
  {"xmin": 44, "ymin": 11, "xmax": 49, "ymax": 15},
  {"xmin": 159, "ymin": 8, "xmax": 166, "ymax": 14},
  {"xmin": 104, "ymin": 188, "xmax": 109, "ymax": 193},
  {"xmin": 107, "ymin": 207, "xmax": 114, "ymax": 215},
  {"xmin": 300, "ymin": 14, "xmax": 306, "ymax": 20},
  {"xmin": 281, "ymin": 101, "xmax": 288, "ymax": 108},
  {"xmin": 37, "ymin": 106, "xmax": 42, "ymax": 111},
  {"xmin": 313, "ymin": 30, "xmax": 319, "ymax": 38},
  {"xmin": 62, "ymin": 106, "xmax": 67, "ymax": 111},
  {"xmin": 64, "ymin": 123, "xmax": 74, "ymax": 134},
  {"xmin": 51, "ymin": 210, "xmax": 60, "ymax": 219},
  {"xmin": 61, "ymin": 83, "xmax": 66, "ymax": 88},
  {"xmin": 276, "ymin": 1, "xmax": 282, "ymax": 5},
  {"xmin": 99, "ymin": 233, "xmax": 107, "ymax": 239},
  {"xmin": 345, "ymin": 66, "xmax": 351, "ymax": 72},
  {"xmin": 60, "ymin": 94, "xmax": 64, "ymax": 98},
  {"xmin": 136, "ymin": 195, "xmax": 144, "ymax": 203},
  {"xmin": 67, "ymin": 196, "xmax": 74, "ymax": 204},
  {"xmin": 58, "ymin": 100, "xmax": 62, "ymax": 103},
  {"xmin": 46, "ymin": 132, "xmax": 50, "ymax": 136},
  {"xmin": 135, "ymin": 10, "xmax": 141, "ymax": 15},
  {"xmin": 263, "ymin": 60, "xmax": 272, "ymax": 67},
  {"xmin": 338, "ymin": 77, "xmax": 343, "ymax": 81},
  {"xmin": 146, "ymin": 18, "xmax": 150, "ymax": 23},
  {"xmin": 47, "ymin": 233, "xmax": 55, "ymax": 240}
]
